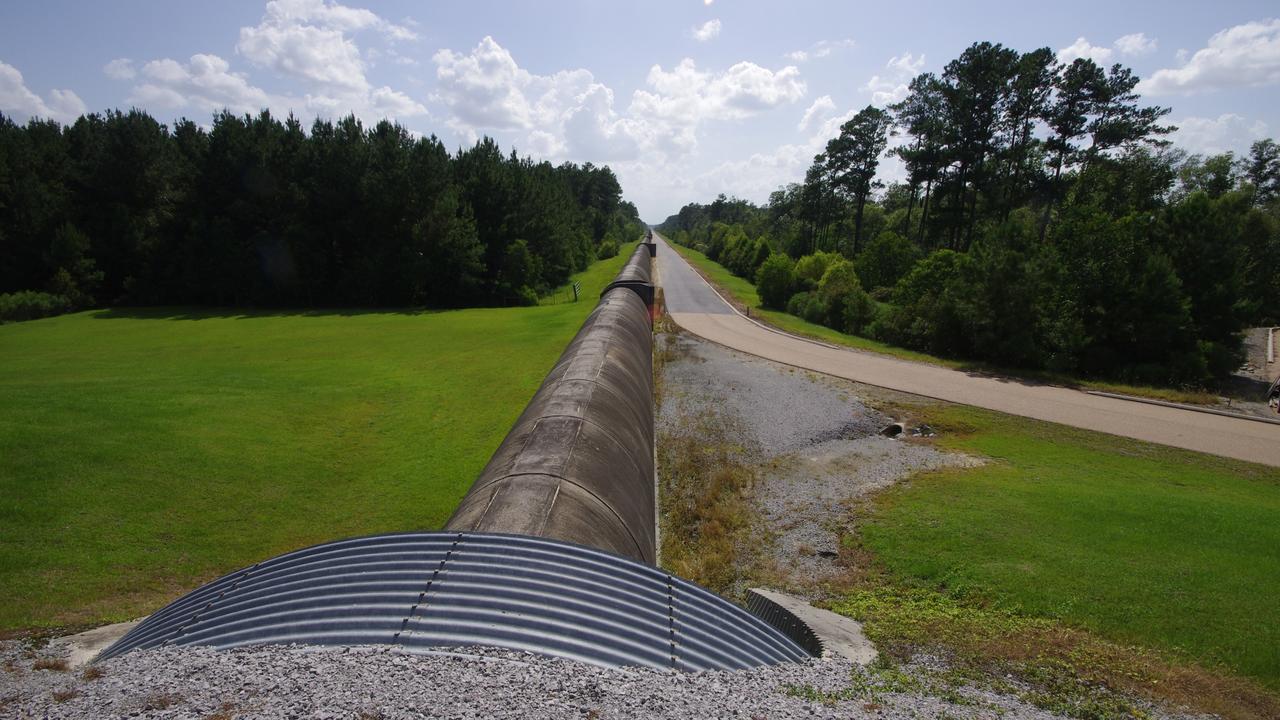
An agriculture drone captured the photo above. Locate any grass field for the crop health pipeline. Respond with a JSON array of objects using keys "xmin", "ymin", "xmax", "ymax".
[
  {"xmin": 663, "ymin": 240, "xmax": 1280, "ymax": 707},
  {"xmin": 857, "ymin": 403, "xmax": 1280, "ymax": 693},
  {"xmin": 0, "ymin": 250, "xmax": 630, "ymax": 633},
  {"xmin": 666, "ymin": 241, "xmax": 1220, "ymax": 405}
]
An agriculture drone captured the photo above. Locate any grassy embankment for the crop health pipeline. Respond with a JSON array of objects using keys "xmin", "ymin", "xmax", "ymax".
[
  {"xmin": 0, "ymin": 250, "xmax": 629, "ymax": 633},
  {"xmin": 666, "ymin": 240, "xmax": 1219, "ymax": 405},
  {"xmin": 658, "ymin": 242, "xmax": 1280, "ymax": 716},
  {"xmin": 845, "ymin": 403, "xmax": 1280, "ymax": 718}
]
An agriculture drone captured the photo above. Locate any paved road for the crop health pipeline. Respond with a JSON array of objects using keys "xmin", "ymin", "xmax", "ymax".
[{"xmin": 654, "ymin": 233, "xmax": 1280, "ymax": 468}]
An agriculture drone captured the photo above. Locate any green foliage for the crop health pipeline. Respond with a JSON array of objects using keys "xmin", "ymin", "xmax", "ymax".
[
  {"xmin": 817, "ymin": 259, "xmax": 876, "ymax": 334},
  {"xmin": 596, "ymin": 237, "xmax": 620, "ymax": 259},
  {"xmin": 0, "ymin": 291, "xmax": 72, "ymax": 323},
  {"xmin": 0, "ymin": 110, "xmax": 643, "ymax": 309},
  {"xmin": 658, "ymin": 38, "xmax": 1276, "ymax": 386},
  {"xmin": 755, "ymin": 252, "xmax": 796, "ymax": 310},
  {"xmin": 880, "ymin": 249, "xmax": 973, "ymax": 356},
  {"xmin": 854, "ymin": 231, "xmax": 920, "ymax": 291},
  {"xmin": 785, "ymin": 291, "xmax": 826, "ymax": 325},
  {"xmin": 793, "ymin": 250, "xmax": 838, "ymax": 290}
]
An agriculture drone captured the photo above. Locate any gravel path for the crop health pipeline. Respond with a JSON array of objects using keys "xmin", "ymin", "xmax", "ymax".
[{"xmin": 1, "ymin": 639, "xmax": 1163, "ymax": 720}]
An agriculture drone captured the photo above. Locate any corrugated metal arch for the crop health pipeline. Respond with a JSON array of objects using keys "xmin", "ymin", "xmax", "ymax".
[{"xmin": 98, "ymin": 532, "xmax": 810, "ymax": 671}]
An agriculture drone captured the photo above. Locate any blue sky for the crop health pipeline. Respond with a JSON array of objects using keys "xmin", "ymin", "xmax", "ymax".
[{"xmin": 2, "ymin": 1, "xmax": 1278, "ymax": 221}]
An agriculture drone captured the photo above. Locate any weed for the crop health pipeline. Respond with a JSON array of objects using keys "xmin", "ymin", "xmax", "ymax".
[
  {"xmin": 204, "ymin": 704, "xmax": 237, "ymax": 720},
  {"xmin": 51, "ymin": 688, "xmax": 79, "ymax": 703},
  {"xmin": 32, "ymin": 657, "xmax": 68, "ymax": 672},
  {"xmin": 830, "ymin": 584, "xmax": 1280, "ymax": 720},
  {"xmin": 657, "ymin": 404, "xmax": 760, "ymax": 593},
  {"xmin": 141, "ymin": 692, "xmax": 182, "ymax": 711},
  {"xmin": 81, "ymin": 665, "xmax": 104, "ymax": 681}
]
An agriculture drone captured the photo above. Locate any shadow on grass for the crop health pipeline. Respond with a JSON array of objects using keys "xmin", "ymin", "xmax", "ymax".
[{"xmin": 88, "ymin": 306, "xmax": 450, "ymax": 321}]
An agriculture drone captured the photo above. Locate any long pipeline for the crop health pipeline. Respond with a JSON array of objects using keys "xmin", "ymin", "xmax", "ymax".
[{"xmin": 444, "ymin": 240, "xmax": 658, "ymax": 562}]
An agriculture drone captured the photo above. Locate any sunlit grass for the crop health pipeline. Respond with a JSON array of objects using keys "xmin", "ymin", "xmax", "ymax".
[{"xmin": 0, "ymin": 251, "xmax": 629, "ymax": 631}]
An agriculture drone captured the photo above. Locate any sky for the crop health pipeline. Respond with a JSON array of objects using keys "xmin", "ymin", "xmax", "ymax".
[{"xmin": 1, "ymin": 1, "xmax": 1278, "ymax": 222}]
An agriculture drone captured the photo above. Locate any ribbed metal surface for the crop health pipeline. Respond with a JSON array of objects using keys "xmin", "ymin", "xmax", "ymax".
[
  {"xmin": 445, "ymin": 285, "xmax": 656, "ymax": 563},
  {"xmin": 98, "ymin": 532, "xmax": 810, "ymax": 670},
  {"xmin": 745, "ymin": 591, "xmax": 824, "ymax": 658}
]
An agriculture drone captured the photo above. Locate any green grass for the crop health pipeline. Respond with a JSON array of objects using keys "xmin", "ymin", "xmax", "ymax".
[
  {"xmin": 666, "ymin": 241, "xmax": 1220, "ymax": 405},
  {"xmin": 859, "ymin": 403, "xmax": 1280, "ymax": 691},
  {"xmin": 0, "ymin": 251, "xmax": 629, "ymax": 632}
]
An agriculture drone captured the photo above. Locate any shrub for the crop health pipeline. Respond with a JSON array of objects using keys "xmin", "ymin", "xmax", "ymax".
[
  {"xmin": 750, "ymin": 239, "xmax": 772, "ymax": 275},
  {"xmin": 881, "ymin": 249, "xmax": 974, "ymax": 356},
  {"xmin": 817, "ymin": 259, "xmax": 875, "ymax": 333},
  {"xmin": 0, "ymin": 291, "xmax": 73, "ymax": 324},
  {"xmin": 785, "ymin": 291, "xmax": 811, "ymax": 317},
  {"xmin": 855, "ymin": 231, "xmax": 920, "ymax": 291},
  {"xmin": 756, "ymin": 252, "xmax": 796, "ymax": 310},
  {"xmin": 596, "ymin": 238, "xmax": 620, "ymax": 259},
  {"xmin": 794, "ymin": 251, "xmax": 838, "ymax": 290}
]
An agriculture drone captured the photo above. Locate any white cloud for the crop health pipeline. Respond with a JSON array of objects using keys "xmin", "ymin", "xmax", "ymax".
[
  {"xmin": 864, "ymin": 52, "xmax": 924, "ymax": 105},
  {"xmin": 130, "ymin": 54, "xmax": 273, "ymax": 115},
  {"xmin": 798, "ymin": 95, "xmax": 835, "ymax": 132},
  {"xmin": 103, "ymin": 58, "xmax": 137, "ymax": 81},
  {"xmin": 784, "ymin": 38, "xmax": 855, "ymax": 63},
  {"xmin": 692, "ymin": 19, "xmax": 721, "ymax": 42},
  {"xmin": 1170, "ymin": 113, "xmax": 1269, "ymax": 156},
  {"xmin": 431, "ymin": 36, "xmax": 807, "ymax": 169},
  {"xmin": 1057, "ymin": 37, "xmax": 1114, "ymax": 65},
  {"xmin": 629, "ymin": 58, "xmax": 806, "ymax": 157},
  {"xmin": 1141, "ymin": 19, "xmax": 1280, "ymax": 95},
  {"xmin": 118, "ymin": 0, "xmax": 427, "ymax": 124},
  {"xmin": 369, "ymin": 86, "xmax": 427, "ymax": 117},
  {"xmin": 0, "ymin": 61, "xmax": 86, "ymax": 123},
  {"xmin": 236, "ymin": 0, "xmax": 417, "ymax": 95},
  {"xmin": 238, "ymin": 15, "xmax": 369, "ymax": 92},
  {"xmin": 431, "ymin": 36, "xmax": 639, "ymax": 161},
  {"xmin": 1115, "ymin": 32, "xmax": 1157, "ymax": 56},
  {"xmin": 813, "ymin": 39, "xmax": 856, "ymax": 58},
  {"xmin": 256, "ymin": 0, "xmax": 415, "ymax": 40}
]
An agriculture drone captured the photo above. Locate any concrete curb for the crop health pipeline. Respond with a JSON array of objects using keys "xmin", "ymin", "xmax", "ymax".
[
  {"xmin": 748, "ymin": 589, "xmax": 876, "ymax": 665},
  {"xmin": 1085, "ymin": 391, "xmax": 1280, "ymax": 427}
]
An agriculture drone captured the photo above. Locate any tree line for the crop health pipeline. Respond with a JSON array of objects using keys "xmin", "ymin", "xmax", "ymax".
[
  {"xmin": 0, "ymin": 108, "xmax": 644, "ymax": 319},
  {"xmin": 660, "ymin": 42, "xmax": 1280, "ymax": 386}
]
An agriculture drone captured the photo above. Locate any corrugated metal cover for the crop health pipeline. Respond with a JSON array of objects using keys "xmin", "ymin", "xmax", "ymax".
[{"xmin": 98, "ymin": 532, "xmax": 810, "ymax": 670}]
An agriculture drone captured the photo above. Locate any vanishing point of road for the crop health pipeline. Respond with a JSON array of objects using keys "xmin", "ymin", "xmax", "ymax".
[{"xmin": 653, "ymin": 233, "xmax": 1280, "ymax": 468}]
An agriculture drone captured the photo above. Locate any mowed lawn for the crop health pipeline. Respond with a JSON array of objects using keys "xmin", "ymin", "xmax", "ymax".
[
  {"xmin": 862, "ymin": 404, "xmax": 1280, "ymax": 690},
  {"xmin": 0, "ymin": 251, "xmax": 629, "ymax": 632},
  {"xmin": 664, "ymin": 240, "xmax": 1280, "ymax": 689}
]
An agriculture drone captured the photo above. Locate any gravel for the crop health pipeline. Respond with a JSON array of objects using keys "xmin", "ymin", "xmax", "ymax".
[
  {"xmin": 0, "ymin": 639, "xmax": 1163, "ymax": 720},
  {"xmin": 657, "ymin": 331, "xmax": 979, "ymax": 591},
  {"xmin": 659, "ymin": 333, "xmax": 887, "ymax": 457}
]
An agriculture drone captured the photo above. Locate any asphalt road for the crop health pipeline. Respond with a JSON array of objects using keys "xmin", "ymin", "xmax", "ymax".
[{"xmin": 654, "ymin": 233, "xmax": 1280, "ymax": 468}]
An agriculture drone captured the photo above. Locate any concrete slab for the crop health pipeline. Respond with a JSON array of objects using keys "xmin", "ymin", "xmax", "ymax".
[
  {"xmin": 750, "ymin": 588, "xmax": 877, "ymax": 665},
  {"xmin": 53, "ymin": 618, "xmax": 145, "ymax": 668}
]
